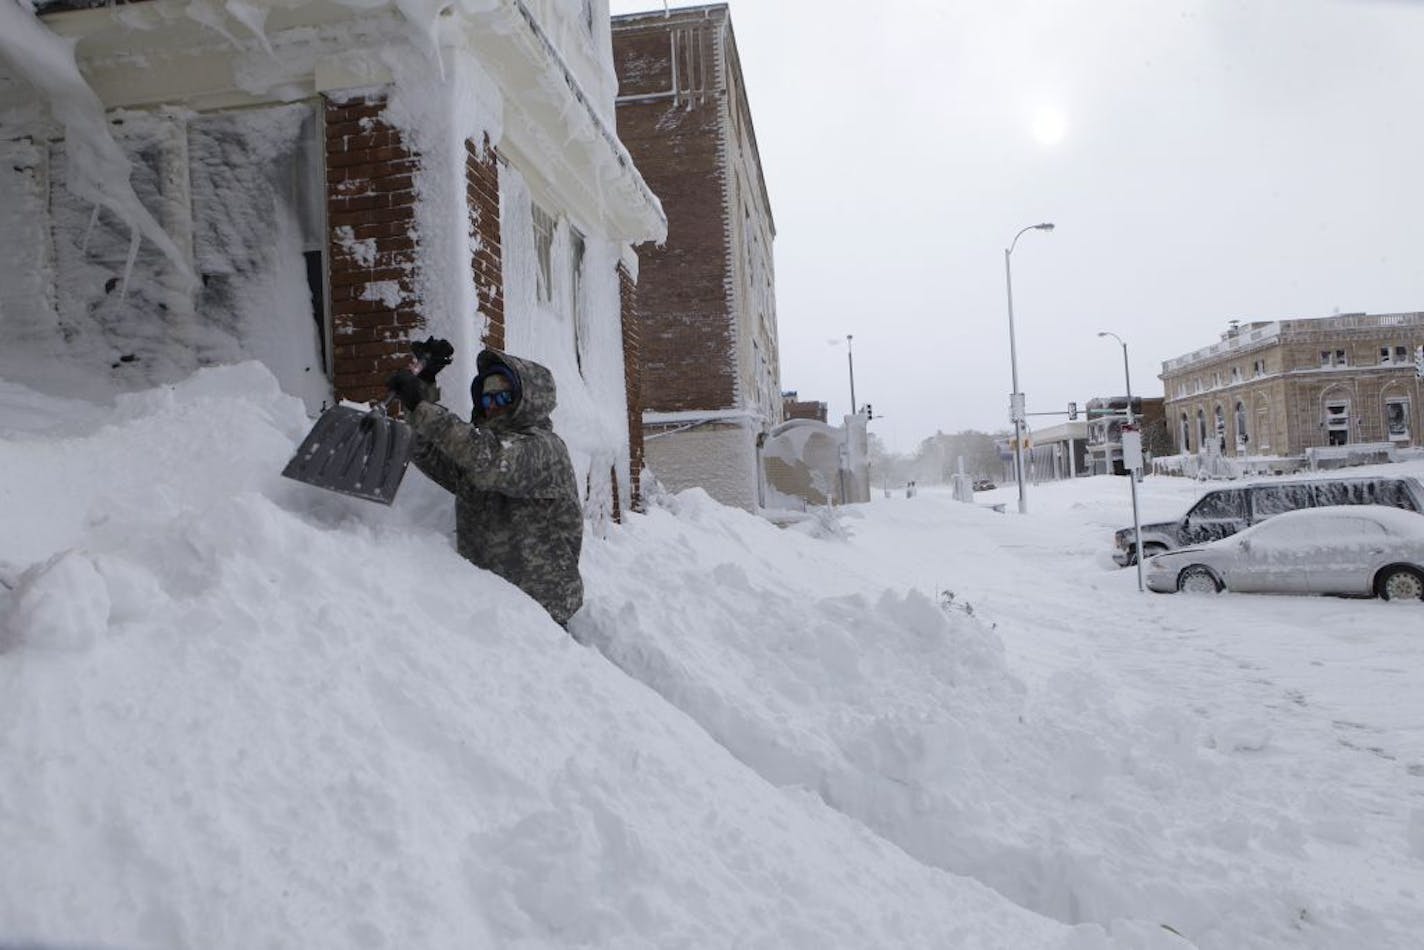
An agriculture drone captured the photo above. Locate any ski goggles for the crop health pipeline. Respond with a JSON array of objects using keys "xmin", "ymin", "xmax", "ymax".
[{"xmin": 480, "ymin": 390, "xmax": 515, "ymax": 411}]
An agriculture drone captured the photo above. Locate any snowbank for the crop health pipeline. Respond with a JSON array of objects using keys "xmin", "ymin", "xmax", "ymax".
[{"xmin": 0, "ymin": 365, "xmax": 1129, "ymax": 949}]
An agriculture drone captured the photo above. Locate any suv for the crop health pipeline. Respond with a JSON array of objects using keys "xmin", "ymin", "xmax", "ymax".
[{"xmin": 1112, "ymin": 475, "xmax": 1424, "ymax": 567}]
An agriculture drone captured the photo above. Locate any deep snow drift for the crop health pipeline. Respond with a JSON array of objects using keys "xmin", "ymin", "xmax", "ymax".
[{"xmin": 2, "ymin": 364, "xmax": 1422, "ymax": 949}]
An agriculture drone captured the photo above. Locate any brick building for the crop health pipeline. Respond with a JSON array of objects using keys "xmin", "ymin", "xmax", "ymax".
[
  {"xmin": 1160, "ymin": 313, "xmax": 1424, "ymax": 459},
  {"xmin": 2, "ymin": 0, "xmax": 665, "ymax": 519},
  {"xmin": 781, "ymin": 391, "xmax": 827, "ymax": 423},
  {"xmin": 611, "ymin": 4, "xmax": 780, "ymax": 511}
]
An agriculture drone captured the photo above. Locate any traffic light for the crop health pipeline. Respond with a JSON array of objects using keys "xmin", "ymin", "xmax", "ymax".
[{"xmin": 1067, "ymin": 401, "xmax": 1078, "ymax": 420}]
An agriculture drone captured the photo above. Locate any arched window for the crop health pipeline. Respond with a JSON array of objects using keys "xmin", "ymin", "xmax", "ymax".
[
  {"xmin": 1197, "ymin": 409, "xmax": 1207, "ymax": 450},
  {"xmin": 1214, "ymin": 405, "xmax": 1226, "ymax": 452},
  {"xmin": 1235, "ymin": 401, "xmax": 1248, "ymax": 453},
  {"xmin": 1180, "ymin": 413, "xmax": 1191, "ymax": 453}
]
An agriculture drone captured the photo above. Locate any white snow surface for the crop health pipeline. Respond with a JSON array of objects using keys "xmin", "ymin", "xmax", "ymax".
[{"xmin": 2, "ymin": 364, "xmax": 1423, "ymax": 949}]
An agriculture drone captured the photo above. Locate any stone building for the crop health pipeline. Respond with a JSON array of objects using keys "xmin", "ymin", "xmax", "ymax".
[
  {"xmin": 1, "ymin": 0, "xmax": 665, "ymax": 521},
  {"xmin": 1160, "ymin": 313, "xmax": 1424, "ymax": 459},
  {"xmin": 611, "ymin": 3, "xmax": 780, "ymax": 511}
]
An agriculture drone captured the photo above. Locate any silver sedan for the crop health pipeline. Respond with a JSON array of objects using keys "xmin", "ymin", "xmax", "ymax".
[{"xmin": 1144, "ymin": 505, "xmax": 1424, "ymax": 599}]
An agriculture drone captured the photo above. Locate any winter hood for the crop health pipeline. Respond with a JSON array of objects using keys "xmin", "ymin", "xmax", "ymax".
[{"xmin": 472, "ymin": 349, "xmax": 556, "ymax": 431}]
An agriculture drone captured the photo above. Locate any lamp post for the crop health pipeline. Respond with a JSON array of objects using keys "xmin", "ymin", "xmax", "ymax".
[
  {"xmin": 1098, "ymin": 330, "xmax": 1144, "ymax": 592},
  {"xmin": 1004, "ymin": 222, "xmax": 1054, "ymax": 514},
  {"xmin": 846, "ymin": 333, "xmax": 857, "ymax": 416}
]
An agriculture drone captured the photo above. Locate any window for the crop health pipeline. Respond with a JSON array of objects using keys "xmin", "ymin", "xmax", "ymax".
[
  {"xmin": 1235, "ymin": 401, "xmax": 1248, "ymax": 452},
  {"xmin": 1395, "ymin": 345, "xmax": 1408, "ymax": 363},
  {"xmin": 531, "ymin": 202, "xmax": 555, "ymax": 304},
  {"xmin": 1380, "ymin": 346, "xmax": 1392, "ymax": 364},
  {"xmin": 1385, "ymin": 397, "xmax": 1410, "ymax": 442},
  {"xmin": 1249, "ymin": 484, "xmax": 1313, "ymax": 519},
  {"xmin": 1336, "ymin": 348, "xmax": 1348, "ymax": 366},
  {"xmin": 1325, "ymin": 401, "xmax": 1350, "ymax": 445},
  {"xmin": 570, "ymin": 227, "xmax": 587, "ymax": 373},
  {"xmin": 1230, "ymin": 366, "xmax": 1241, "ymax": 384},
  {"xmin": 1252, "ymin": 359, "xmax": 1265, "ymax": 377},
  {"xmin": 1196, "ymin": 408, "xmax": 1207, "ymax": 448},
  {"xmin": 1214, "ymin": 404, "xmax": 1226, "ymax": 451},
  {"xmin": 1180, "ymin": 413, "xmax": 1191, "ymax": 452},
  {"xmin": 1190, "ymin": 490, "xmax": 1245, "ymax": 521}
]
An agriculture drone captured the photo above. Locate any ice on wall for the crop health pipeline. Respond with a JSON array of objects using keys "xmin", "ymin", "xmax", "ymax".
[
  {"xmin": 499, "ymin": 162, "xmax": 634, "ymax": 523},
  {"xmin": 31, "ymin": 103, "xmax": 328, "ymax": 410},
  {"xmin": 188, "ymin": 105, "xmax": 329, "ymax": 413},
  {"xmin": 0, "ymin": 2, "xmax": 192, "ymax": 284}
]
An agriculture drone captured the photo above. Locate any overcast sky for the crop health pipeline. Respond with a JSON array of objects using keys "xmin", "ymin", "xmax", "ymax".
[{"xmin": 608, "ymin": 0, "xmax": 1424, "ymax": 453}]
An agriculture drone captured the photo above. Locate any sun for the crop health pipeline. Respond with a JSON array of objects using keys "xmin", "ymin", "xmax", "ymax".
[{"xmin": 1029, "ymin": 105, "xmax": 1068, "ymax": 147}]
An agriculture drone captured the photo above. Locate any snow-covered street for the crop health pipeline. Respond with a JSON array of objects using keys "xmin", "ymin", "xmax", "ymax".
[{"xmin": 3, "ymin": 367, "xmax": 1422, "ymax": 949}]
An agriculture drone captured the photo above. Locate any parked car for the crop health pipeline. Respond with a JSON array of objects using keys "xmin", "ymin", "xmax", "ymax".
[
  {"xmin": 1144, "ymin": 505, "xmax": 1424, "ymax": 599},
  {"xmin": 1112, "ymin": 475, "xmax": 1424, "ymax": 566}
]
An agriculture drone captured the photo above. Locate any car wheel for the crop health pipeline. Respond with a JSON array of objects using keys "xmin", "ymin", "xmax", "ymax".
[
  {"xmin": 1178, "ymin": 565, "xmax": 1222, "ymax": 594},
  {"xmin": 1376, "ymin": 566, "xmax": 1424, "ymax": 602}
]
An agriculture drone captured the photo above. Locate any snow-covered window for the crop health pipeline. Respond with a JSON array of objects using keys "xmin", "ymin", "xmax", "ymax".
[
  {"xmin": 1325, "ymin": 401, "xmax": 1350, "ymax": 445},
  {"xmin": 1234, "ymin": 401, "xmax": 1248, "ymax": 451},
  {"xmin": 1230, "ymin": 366, "xmax": 1241, "ymax": 384},
  {"xmin": 532, "ymin": 202, "xmax": 555, "ymax": 304},
  {"xmin": 1196, "ymin": 409, "xmax": 1207, "ymax": 448},
  {"xmin": 1180, "ymin": 413, "xmax": 1191, "ymax": 451},
  {"xmin": 1398, "ymin": 345, "xmax": 1410, "ymax": 363},
  {"xmin": 1385, "ymin": 397, "xmax": 1410, "ymax": 441},
  {"xmin": 570, "ymin": 226, "xmax": 588, "ymax": 373}
]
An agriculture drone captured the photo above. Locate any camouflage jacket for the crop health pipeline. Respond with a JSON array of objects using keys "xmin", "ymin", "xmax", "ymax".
[{"xmin": 408, "ymin": 350, "xmax": 584, "ymax": 626}]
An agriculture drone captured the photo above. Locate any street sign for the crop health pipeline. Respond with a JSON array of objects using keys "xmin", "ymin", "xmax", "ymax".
[
  {"xmin": 1067, "ymin": 401, "xmax": 1078, "ymax": 420},
  {"xmin": 1009, "ymin": 393, "xmax": 1026, "ymax": 423},
  {"xmin": 1122, "ymin": 427, "xmax": 1144, "ymax": 471}
]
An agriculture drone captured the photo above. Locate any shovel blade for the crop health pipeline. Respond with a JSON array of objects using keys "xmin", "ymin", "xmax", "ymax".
[{"xmin": 281, "ymin": 405, "xmax": 414, "ymax": 504}]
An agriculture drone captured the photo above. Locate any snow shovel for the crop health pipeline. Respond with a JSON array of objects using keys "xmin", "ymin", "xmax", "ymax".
[
  {"xmin": 281, "ymin": 393, "xmax": 414, "ymax": 504},
  {"xmin": 281, "ymin": 339, "xmax": 451, "ymax": 504}
]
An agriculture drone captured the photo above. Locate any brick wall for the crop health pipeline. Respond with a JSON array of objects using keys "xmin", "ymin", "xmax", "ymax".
[
  {"xmin": 466, "ymin": 137, "xmax": 504, "ymax": 350},
  {"xmin": 619, "ymin": 261, "xmax": 643, "ymax": 513},
  {"xmin": 612, "ymin": 19, "xmax": 735, "ymax": 412},
  {"xmin": 324, "ymin": 93, "xmax": 420, "ymax": 405}
]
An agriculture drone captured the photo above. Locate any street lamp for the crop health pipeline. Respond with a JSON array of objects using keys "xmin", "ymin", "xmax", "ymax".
[
  {"xmin": 1004, "ymin": 222, "xmax": 1054, "ymax": 514},
  {"xmin": 1098, "ymin": 330, "xmax": 1144, "ymax": 592},
  {"xmin": 846, "ymin": 333, "xmax": 857, "ymax": 416}
]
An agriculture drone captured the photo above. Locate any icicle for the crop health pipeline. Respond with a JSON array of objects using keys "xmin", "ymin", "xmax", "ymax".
[
  {"xmin": 81, "ymin": 203, "xmax": 99, "ymax": 255},
  {"xmin": 224, "ymin": 0, "xmax": 275, "ymax": 58},
  {"xmin": 184, "ymin": 0, "xmax": 242, "ymax": 49},
  {"xmin": 118, "ymin": 226, "xmax": 140, "ymax": 303}
]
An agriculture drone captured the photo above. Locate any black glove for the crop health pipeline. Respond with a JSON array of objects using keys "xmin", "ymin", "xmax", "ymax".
[
  {"xmin": 411, "ymin": 336, "xmax": 454, "ymax": 383},
  {"xmin": 386, "ymin": 369, "xmax": 425, "ymax": 412}
]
